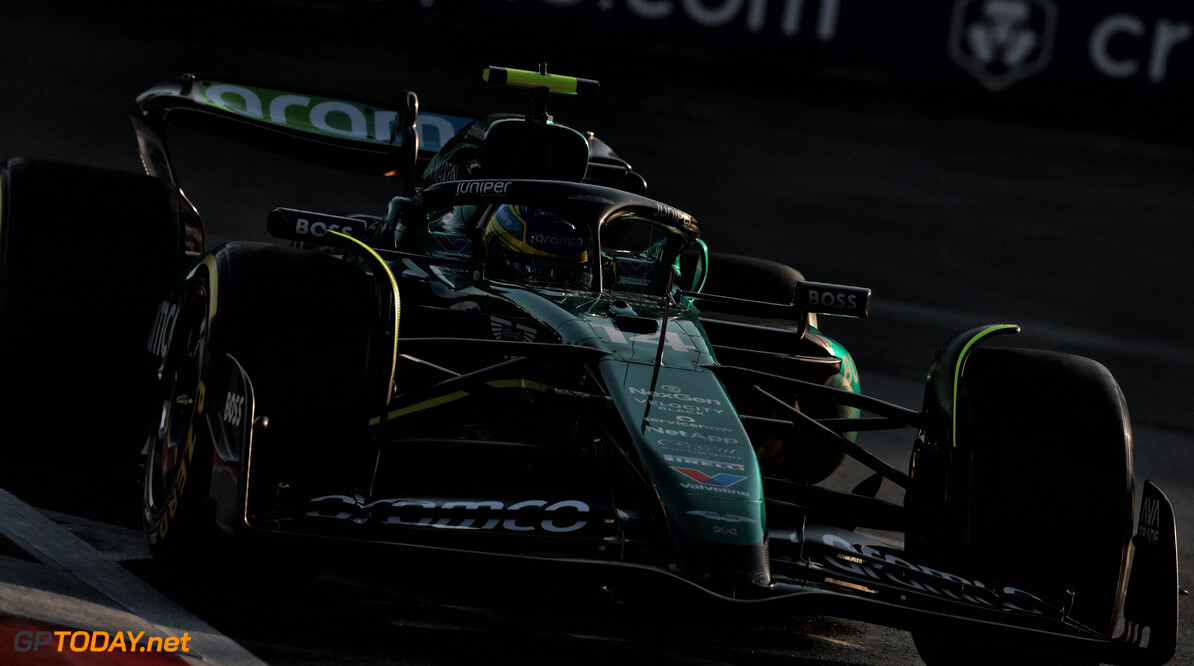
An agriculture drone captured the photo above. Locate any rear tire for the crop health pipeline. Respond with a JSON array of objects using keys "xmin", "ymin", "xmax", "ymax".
[
  {"xmin": 909, "ymin": 348, "xmax": 1134, "ymax": 665},
  {"xmin": 702, "ymin": 252, "xmax": 805, "ymax": 306},
  {"xmin": 144, "ymin": 279, "xmax": 213, "ymax": 569},
  {"xmin": 0, "ymin": 158, "xmax": 181, "ymax": 473}
]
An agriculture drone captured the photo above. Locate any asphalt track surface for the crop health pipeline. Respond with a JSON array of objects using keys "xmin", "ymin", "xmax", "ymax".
[{"xmin": 1, "ymin": 3, "xmax": 1191, "ymax": 664}]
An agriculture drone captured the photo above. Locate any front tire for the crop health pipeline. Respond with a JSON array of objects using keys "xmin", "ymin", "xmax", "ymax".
[
  {"xmin": 142, "ymin": 243, "xmax": 376, "ymax": 577},
  {"xmin": 909, "ymin": 348, "xmax": 1134, "ymax": 665}
]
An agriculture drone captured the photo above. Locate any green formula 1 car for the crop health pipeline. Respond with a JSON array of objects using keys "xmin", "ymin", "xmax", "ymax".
[{"xmin": 0, "ymin": 65, "xmax": 1178, "ymax": 665}]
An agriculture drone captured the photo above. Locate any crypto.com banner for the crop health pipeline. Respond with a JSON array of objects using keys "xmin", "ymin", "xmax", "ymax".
[{"xmin": 418, "ymin": 0, "xmax": 1188, "ymax": 123}]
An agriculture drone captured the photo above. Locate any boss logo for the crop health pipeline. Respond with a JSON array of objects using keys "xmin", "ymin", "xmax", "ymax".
[
  {"xmin": 798, "ymin": 281, "xmax": 870, "ymax": 317},
  {"xmin": 293, "ymin": 218, "xmax": 360, "ymax": 238},
  {"xmin": 807, "ymin": 290, "xmax": 858, "ymax": 310},
  {"xmin": 267, "ymin": 209, "xmax": 366, "ymax": 242},
  {"xmin": 222, "ymin": 391, "xmax": 245, "ymax": 428}
]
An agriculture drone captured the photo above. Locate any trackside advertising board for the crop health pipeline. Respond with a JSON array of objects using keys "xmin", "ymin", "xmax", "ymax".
[{"xmin": 411, "ymin": 1, "xmax": 1189, "ymax": 130}]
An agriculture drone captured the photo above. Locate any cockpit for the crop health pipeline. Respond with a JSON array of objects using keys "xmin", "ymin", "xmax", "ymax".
[{"xmin": 413, "ymin": 191, "xmax": 698, "ymax": 297}]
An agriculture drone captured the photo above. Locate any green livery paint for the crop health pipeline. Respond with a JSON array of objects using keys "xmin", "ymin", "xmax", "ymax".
[
  {"xmin": 367, "ymin": 179, "xmax": 867, "ymax": 554},
  {"xmin": 605, "ymin": 359, "xmax": 765, "ymax": 546},
  {"xmin": 482, "ymin": 284, "xmax": 766, "ymax": 547},
  {"xmin": 824, "ymin": 334, "xmax": 862, "ymax": 440},
  {"xmin": 442, "ymin": 236, "xmax": 863, "ymax": 549}
]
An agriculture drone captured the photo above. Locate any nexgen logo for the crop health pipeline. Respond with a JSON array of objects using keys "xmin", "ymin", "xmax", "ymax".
[{"xmin": 628, "ymin": 387, "xmax": 722, "ymax": 405}]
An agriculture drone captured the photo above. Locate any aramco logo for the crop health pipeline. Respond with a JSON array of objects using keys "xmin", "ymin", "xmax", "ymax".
[{"xmin": 948, "ymin": 0, "xmax": 1058, "ymax": 91}]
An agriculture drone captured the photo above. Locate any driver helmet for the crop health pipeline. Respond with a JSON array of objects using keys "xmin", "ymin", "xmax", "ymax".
[{"xmin": 482, "ymin": 205, "xmax": 591, "ymax": 289}]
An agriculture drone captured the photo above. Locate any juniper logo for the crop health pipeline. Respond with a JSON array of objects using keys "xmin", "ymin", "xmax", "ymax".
[{"xmin": 948, "ymin": 0, "xmax": 1058, "ymax": 91}]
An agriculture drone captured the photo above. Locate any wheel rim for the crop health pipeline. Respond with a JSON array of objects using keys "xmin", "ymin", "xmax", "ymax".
[{"xmin": 145, "ymin": 285, "xmax": 207, "ymax": 518}]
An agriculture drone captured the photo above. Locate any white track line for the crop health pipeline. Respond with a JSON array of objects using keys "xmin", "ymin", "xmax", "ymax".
[{"xmin": 0, "ymin": 487, "xmax": 268, "ymax": 665}]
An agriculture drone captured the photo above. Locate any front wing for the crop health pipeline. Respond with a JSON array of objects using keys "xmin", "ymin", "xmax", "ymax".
[{"xmin": 207, "ymin": 348, "xmax": 1178, "ymax": 666}]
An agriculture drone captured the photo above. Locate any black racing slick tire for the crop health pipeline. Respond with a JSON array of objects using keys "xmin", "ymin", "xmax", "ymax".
[
  {"xmin": 698, "ymin": 251, "xmax": 820, "ymax": 340},
  {"xmin": 0, "ymin": 158, "xmax": 181, "ymax": 466},
  {"xmin": 702, "ymin": 252, "xmax": 806, "ymax": 306},
  {"xmin": 909, "ymin": 348, "xmax": 1134, "ymax": 666},
  {"xmin": 144, "ymin": 243, "xmax": 376, "ymax": 575}
]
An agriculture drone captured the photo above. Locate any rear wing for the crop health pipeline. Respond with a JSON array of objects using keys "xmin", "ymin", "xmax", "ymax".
[{"xmin": 130, "ymin": 74, "xmax": 471, "ymax": 189}]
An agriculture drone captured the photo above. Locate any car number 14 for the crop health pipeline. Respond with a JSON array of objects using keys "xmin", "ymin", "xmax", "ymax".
[{"xmin": 594, "ymin": 324, "xmax": 697, "ymax": 353}]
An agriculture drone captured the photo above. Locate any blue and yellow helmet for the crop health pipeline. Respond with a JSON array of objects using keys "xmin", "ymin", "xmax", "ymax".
[{"xmin": 482, "ymin": 205, "xmax": 591, "ymax": 289}]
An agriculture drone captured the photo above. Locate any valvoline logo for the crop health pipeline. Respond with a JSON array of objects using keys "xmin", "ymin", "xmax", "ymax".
[
  {"xmin": 616, "ymin": 260, "xmax": 654, "ymax": 278},
  {"xmin": 672, "ymin": 467, "xmax": 746, "ymax": 488},
  {"xmin": 434, "ymin": 236, "xmax": 472, "ymax": 255}
]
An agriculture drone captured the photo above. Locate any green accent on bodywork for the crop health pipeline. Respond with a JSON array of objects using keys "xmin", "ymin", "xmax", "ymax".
[
  {"xmin": 371, "ymin": 378, "xmax": 552, "ymax": 425},
  {"xmin": 484, "ymin": 67, "xmax": 582, "ymax": 94},
  {"xmin": 923, "ymin": 324, "xmax": 1020, "ymax": 449},
  {"xmin": 823, "ymin": 334, "xmax": 860, "ymax": 394},
  {"xmin": 199, "ymin": 255, "xmax": 219, "ymax": 320},
  {"xmin": 689, "ymin": 239, "xmax": 709, "ymax": 293},
  {"xmin": 822, "ymin": 333, "xmax": 861, "ymax": 442},
  {"xmin": 331, "ymin": 230, "xmax": 401, "ymax": 393},
  {"xmin": 196, "ymin": 80, "xmax": 405, "ymax": 146},
  {"xmin": 949, "ymin": 324, "xmax": 1019, "ymax": 446}
]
